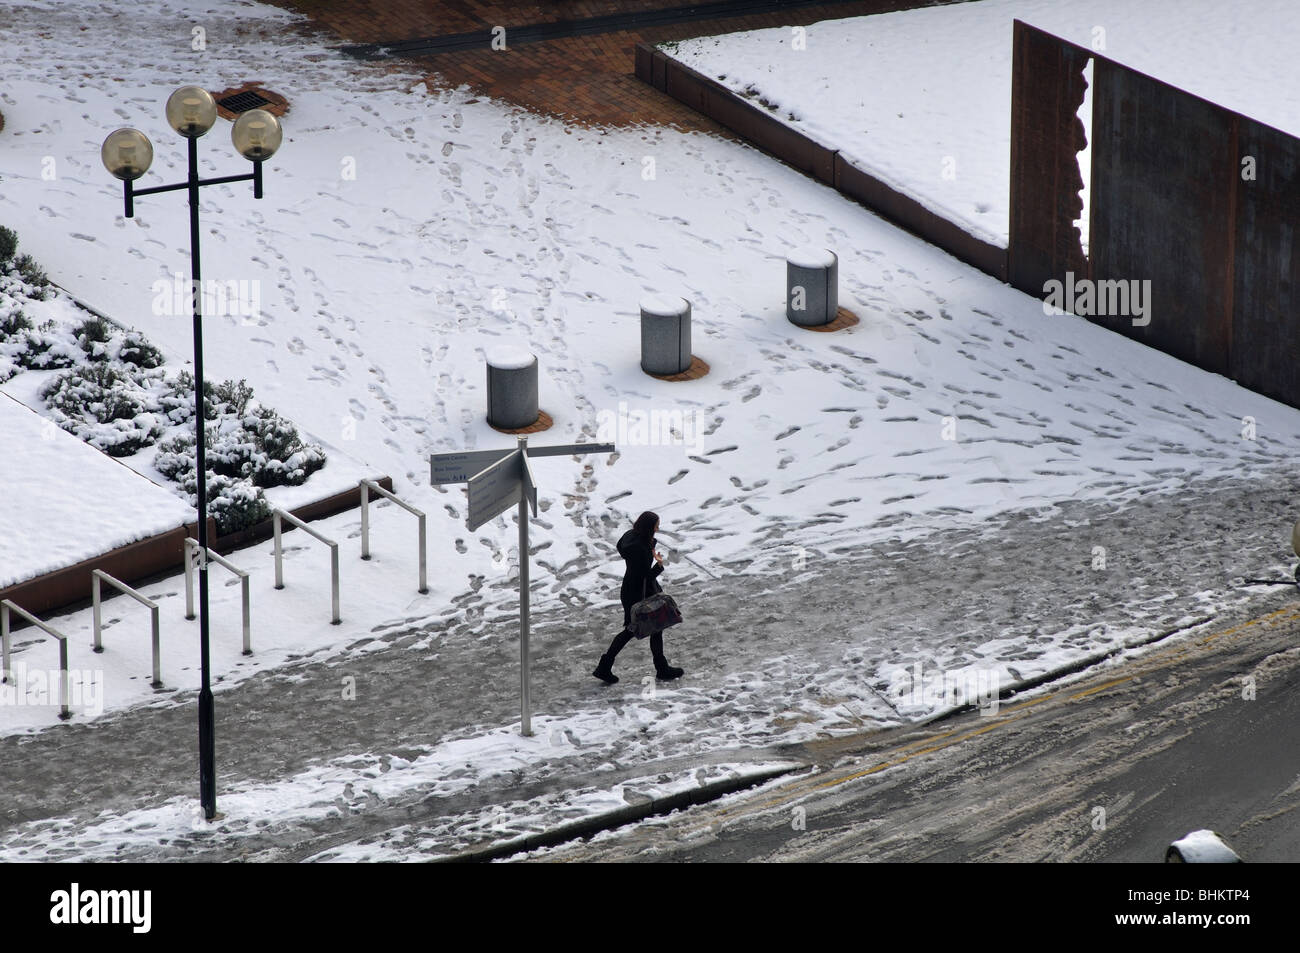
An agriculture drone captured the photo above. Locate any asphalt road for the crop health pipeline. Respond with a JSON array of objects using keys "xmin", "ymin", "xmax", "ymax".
[{"xmin": 539, "ymin": 599, "xmax": 1300, "ymax": 862}]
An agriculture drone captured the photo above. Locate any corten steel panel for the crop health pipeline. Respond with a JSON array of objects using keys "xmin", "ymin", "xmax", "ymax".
[
  {"xmin": 1232, "ymin": 118, "xmax": 1300, "ymax": 407},
  {"xmin": 1008, "ymin": 21, "xmax": 1091, "ymax": 297},
  {"xmin": 1090, "ymin": 59, "xmax": 1235, "ymax": 375}
]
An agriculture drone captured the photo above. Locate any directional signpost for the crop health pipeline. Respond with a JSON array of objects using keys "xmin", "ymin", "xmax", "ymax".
[{"xmin": 431, "ymin": 435, "xmax": 615, "ymax": 735}]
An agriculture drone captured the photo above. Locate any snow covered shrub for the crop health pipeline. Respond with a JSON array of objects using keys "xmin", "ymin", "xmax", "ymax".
[
  {"xmin": 156, "ymin": 451, "xmax": 271, "ymax": 534},
  {"xmin": 0, "ymin": 228, "xmax": 52, "ymax": 300},
  {"xmin": 0, "ymin": 308, "xmax": 32, "ymax": 382},
  {"xmin": 118, "ymin": 329, "xmax": 164, "ymax": 369},
  {"xmin": 155, "ymin": 431, "xmax": 273, "ymax": 534},
  {"xmin": 0, "ymin": 226, "xmax": 18, "ymax": 265},
  {"xmin": 12, "ymin": 254, "xmax": 52, "ymax": 300},
  {"xmin": 241, "ymin": 406, "xmax": 326, "ymax": 487},
  {"xmin": 214, "ymin": 378, "xmax": 254, "ymax": 416},
  {"xmin": 75, "ymin": 316, "xmax": 165, "ymax": 369},
  {"xmin": 157, "ymin": 404, "xmax": 326, "ymax": 489},
  {"xmin": 207, "ymin": 476, "xmax": 272, "ymax": 534},
  {"xmin": 15, "ymin": 318, "xmax": 78, "ymax": 370},
  {"xmin": 159, "ymin": 370, "xmax": 218, "ymax": 423},
  {"xmin": 41, "ymin": 362, "xmax": 165, "ymax": 456},
  {"xmin": 0, "ymin": 307, "xmax": 31, "ymax": 340},
  {"xmin": 153, "ymin": 382, "xmax": 325, "ymax": 532},
  {"xmin": 75, "ymin": 315, "xmax": 114, "ymax": 360}
]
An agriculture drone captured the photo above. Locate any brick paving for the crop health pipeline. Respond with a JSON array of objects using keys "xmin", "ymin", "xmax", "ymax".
[{"xmin": 270, "ymin": 0, "xmax": 964, "ymax": 128}]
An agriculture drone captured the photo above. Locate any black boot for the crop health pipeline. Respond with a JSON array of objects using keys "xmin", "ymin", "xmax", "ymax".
[
  {"xmin": 593, "ymin": 630, "xmax": 633, "ymax": 684},
  {"xmin": 651, "ymin": 631, "xmax": 684, "ymax": 681}
]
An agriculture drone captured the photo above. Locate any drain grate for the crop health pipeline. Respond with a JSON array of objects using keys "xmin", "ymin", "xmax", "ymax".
[{"xmin": 217, "ymin": 90, "xmax": 272, "ymax": 114}]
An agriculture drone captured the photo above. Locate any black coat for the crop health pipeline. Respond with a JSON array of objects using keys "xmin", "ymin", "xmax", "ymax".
[{"xmin": 618, "ymin": 529, "xmax": 663, "ymax": 612}]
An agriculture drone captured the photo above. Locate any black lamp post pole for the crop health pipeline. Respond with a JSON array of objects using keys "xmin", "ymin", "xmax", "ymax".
[
  {"xmin": 123, "ymin": 141, "xmax": 260, "ymax": 822},
  {"xmin": 186, "ymin": 134, "xmax": 217, "ymax": 821}
]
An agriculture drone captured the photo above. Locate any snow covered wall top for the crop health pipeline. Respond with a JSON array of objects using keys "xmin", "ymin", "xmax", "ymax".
[{"xmin": 0, "ymin": 393, "xmax": 192, "ymax": 589}]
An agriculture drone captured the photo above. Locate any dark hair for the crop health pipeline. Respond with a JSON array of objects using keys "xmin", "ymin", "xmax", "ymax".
[{"xmin": 632, "ymin": 511, "xmax": 659, "ymax": 541}]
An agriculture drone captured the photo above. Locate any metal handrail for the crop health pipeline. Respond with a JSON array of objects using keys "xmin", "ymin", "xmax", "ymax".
[
  {"xmin": 184, "ymin": 538, "xmax": 253, "ymax": 655},
  {"xmin": 272, "ymin": 509, "xmax": 340, "ymax": 624},
  {"xmin": 359, "ymin": 479, "xmax": 428, "ymax": 594},
  {"xmin": 1, "ymin": 600, "xmax": 72, "ymax": 719},
  {"xmin": 91, "ymin": 569, "xmax": 162, "ymax": 688}
]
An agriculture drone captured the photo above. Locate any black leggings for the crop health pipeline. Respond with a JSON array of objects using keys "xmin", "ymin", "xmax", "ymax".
[{"xmin": 608, "ymin": 628, "xmax": 666, "ymax": 664}]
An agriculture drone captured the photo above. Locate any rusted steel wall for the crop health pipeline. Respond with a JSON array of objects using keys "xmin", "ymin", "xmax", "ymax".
[
  {"xmin": 1089, "ymin": 57, "xmax": 1236, "ymax": 376},
  {"xmin": 1012, "ymin": 22, "xmax": 1300, "ymax": 408},
  {"xmin": 637, "ymin": 42, "xmax": 1008, "ymax": 282},
  {"xmin": 1007, "ymin": 21, "xmax": 1090, "ymax": 297},
  {"xmin": 1232, "ymin": 117, "xmax": 1300, "ymax": 407}
]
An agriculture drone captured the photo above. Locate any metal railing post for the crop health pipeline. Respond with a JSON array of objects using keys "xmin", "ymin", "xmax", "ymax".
[
  {"xmin": 150, "ymin": 604, "xmax": 162, "ymax": 688},
  {"xmin": 184, "ymin": 538, "xmax": 197, "ymax": 620},
  {"xmin": 240, "ymin": 575, "xmax": 252, "ymax": 655},
  {"xmin": 2, "ymin": 600, "xmax": 71, "ymax": 718},
  {"xmin": 273, "ymin": 510, "xmax": 284, "ymax": 589},
  {"xmin": 90, "ymin": 570, "xmax": 163, "ymax": 689},
  {"xmin": 271, "ymin": 508, "xmax": 340, "ymax": 624},
  {"xmin": 58, "ymin": 638, "xmax": 69, "ymax": 720},
  {"xmin": 183, "ymin": 542, "xmax": 253, "ymax": 655},
  {"xmin": 418, "ymin": 512, "xmax": 428, "ymax": 595},
  {"xmin": 1, "ymin": 603, "xmax": 9, "ymax": 685},
  {"xmin": 330, "ymin": 542, "xmax": 340, "ymax": 625},
  {"xmin": 360, "ymin": 481, "xmax": 371, "ymax": 560},
  {"xmin": 92, "ymin": 572, "xmax": 104, "ymax": 652},
  {"xmin": 355, "ymin": 479, "xmax": 428, "ymax": 594}
]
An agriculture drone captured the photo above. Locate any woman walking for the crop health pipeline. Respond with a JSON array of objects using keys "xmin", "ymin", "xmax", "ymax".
[{"xmin": 592, "ymin": 511, "xmax": 684, "ymax": 684}]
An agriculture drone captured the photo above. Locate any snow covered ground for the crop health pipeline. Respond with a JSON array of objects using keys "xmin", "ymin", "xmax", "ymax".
[
  {"xmin": 663, "ymin": 0, "xmax": 1300, "ymax": 246},
  {"xmin": 1, "ymin": 0, "xmax": 1298, "ymax": 860}
]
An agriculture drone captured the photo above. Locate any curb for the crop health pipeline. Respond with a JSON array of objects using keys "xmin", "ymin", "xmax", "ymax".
[
  {"xmin": 914, "ymin": 614, "xmax": 1217, "ymax": 728},
  {"xmin": 435, "ymin": 763, "xmax": 804, "ymax": 863}
]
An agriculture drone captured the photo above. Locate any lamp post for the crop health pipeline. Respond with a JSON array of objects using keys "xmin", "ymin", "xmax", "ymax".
[{"xmin": 101, "ymin": 86, "xmax": 283, "ymax": 820}]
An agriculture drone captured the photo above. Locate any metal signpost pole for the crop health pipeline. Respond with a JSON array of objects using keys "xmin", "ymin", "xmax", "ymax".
[
  {"xmin": 517, "ymin": 436, "xmax": 531, "ymax": 737},
  {"xmin": 432, "ymin": 440, "xmax": 612, "ymax": 737}
]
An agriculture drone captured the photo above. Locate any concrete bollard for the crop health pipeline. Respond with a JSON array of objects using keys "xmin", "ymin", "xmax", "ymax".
[
  {"xmin": 640, "ymin": 294, "xmax": 692, "ymax": 376},
  {"xmin": 786, "ymin": 247, "xmax": 838, "ymax": 327},
  {"xmin": 486, "ymin": 346, "xmax": 539, "ymax": 430}
]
